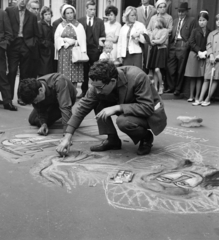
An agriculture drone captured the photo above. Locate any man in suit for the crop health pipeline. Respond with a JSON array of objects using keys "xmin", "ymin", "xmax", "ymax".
[
  {"xmin": 136, "ymin": 0, "xmax": 156, "ymax": 73},
  {"xmin": 165, "ymin": 2, "xmax": 196, "ymax": 96},
  {"xmin": 77, "ymin": 0, "xmax": 105, "ymax": 98},
  {"xmin": 0, "ymin": 9, "xmax": 17, "ymax": 111},
  {"xmin": 27, "ymin": 0, "xmax": 40, "ymax": 19},
  {"xmin": 5, "ymin": 0, "xmax": 40, "ymax": 105},
  {"xmin": 56, "ymin": 60, "xmax": 167, "ymax": 156}
]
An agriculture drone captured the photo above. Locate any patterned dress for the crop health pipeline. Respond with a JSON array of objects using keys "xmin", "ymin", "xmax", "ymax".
[{"xmin": 58, "ymin": 22, "xmax": 84, "ymax": 83}]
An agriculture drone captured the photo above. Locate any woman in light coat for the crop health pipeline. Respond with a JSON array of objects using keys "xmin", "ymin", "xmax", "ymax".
[
  {"xmin": 55, "ymin": 4, "xmax": 87, "ymax": 87},
  {"xmin": 117, "ymin": 6, "xmax": 146, "ymax": 69}
]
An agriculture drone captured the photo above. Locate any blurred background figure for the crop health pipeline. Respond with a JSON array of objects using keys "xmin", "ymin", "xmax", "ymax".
[
  {"xmin": 104, "ymin": 5, "xmax": 121, "ymax": 61},
  {"xmin": 38, "ymin": 6, "xmax": 55, "ymax": 77}
]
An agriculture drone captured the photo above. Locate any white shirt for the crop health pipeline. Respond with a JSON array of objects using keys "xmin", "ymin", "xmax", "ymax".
[
  {"xmin": 176, "ymin": 17, "xmax": 185, "ymax": 39},
  {"xmin": 86, "ymin": 15, "xmax": 94, "ymax": 26}
]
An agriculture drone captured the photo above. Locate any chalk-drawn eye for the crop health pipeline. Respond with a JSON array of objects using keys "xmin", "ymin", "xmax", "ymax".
[
  {"xmin": 156, "ymin": 177, "xmax": 172, "ymax": 183},
  {"xmin": 175, "ymin": 181, "xmax": 189, "ymax": 188}
]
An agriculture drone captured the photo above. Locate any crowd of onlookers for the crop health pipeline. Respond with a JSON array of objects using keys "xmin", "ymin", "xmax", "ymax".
[{"xmin": 0, "ymin": 0, "xmax": 219, "ymax": 112}]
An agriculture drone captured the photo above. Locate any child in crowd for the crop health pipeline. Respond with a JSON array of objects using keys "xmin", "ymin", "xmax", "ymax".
[
  {"xmin": 185, "ymin": 10, "xmax": 210, "ymax": 104},
  {"xmin": 193, "ymin": 14, "xmax": 219, "ymax": 107},
  {"xmin": 147, "ymin": 17, "xmax": 169, "ymax": 95},
  {"xmin": 99, "ymin": 40, "xmax": 115, "ymax": 61}
]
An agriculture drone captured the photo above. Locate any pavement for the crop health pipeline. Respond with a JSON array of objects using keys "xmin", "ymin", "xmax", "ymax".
[{"xmin": 0, "ymin": 79, "xmax": 219, "ymax": 240}]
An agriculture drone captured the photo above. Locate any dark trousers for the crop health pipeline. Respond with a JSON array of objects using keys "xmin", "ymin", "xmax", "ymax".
[
  {"xmin": 0, "ymin": 47, "xmax": 12, "ymax": 104},
  {"xmin": 29, "ymin": 106, "xmax": 62, "ymax": 127},
  {"xmin": 7, "ymin": 38, "xmax": 33, "ymax": 99},
  {"xmin": 82, "ymin": 49, "xmax": 100, "ymax": 94},
  {"xmin": 95, "ymin": 102, "xmax": 149, "ymax": 144},
  {"xmin": 166, "ymin": 41, "xmax": 190, "ymax": 92}
]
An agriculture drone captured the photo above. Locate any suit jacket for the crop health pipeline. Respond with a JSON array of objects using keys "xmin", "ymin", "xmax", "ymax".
[
  {"xmin": 66, "ymin": 66, "xmax": 167, "ymax": 136},
  {"xmin": 136, "ymin": 5, "xmax": 156, "ymax": 28},
  {"xmin": 170, "ymin": 16, "xmax": 196, "ymax": 48},
  {"xmin": 0, "ymin": 9, "xmax": 12, "ymax": 50},
  {"xmin": 78, "ymin": 16, "xmax": 105, "ymax": 48},
  {"xmin": 5, "ymin": 6, "xmax": 39, "ymax": 57}
]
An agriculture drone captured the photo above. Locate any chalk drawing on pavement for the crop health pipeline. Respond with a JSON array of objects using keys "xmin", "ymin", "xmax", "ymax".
[
  {"xmin": 31, "ymin": 142, "xmax": 219, "ymax": 214},
  {"xmin": 164, "ymin": 127, "xmax": 209, "ymax": 142}
]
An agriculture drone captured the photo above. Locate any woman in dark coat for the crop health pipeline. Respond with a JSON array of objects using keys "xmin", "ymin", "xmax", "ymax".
[{"xmin": 38, "ymin": 6, "xmax": 55, "ymax": 76}]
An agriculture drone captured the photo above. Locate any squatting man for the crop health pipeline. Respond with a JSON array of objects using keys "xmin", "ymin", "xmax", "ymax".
[
  {"xmin": 18, "ymin": 73, "xmax": 77, "ymax": 136},
  {"xmin": 56, "ymin": 60, "xmax": 167, "ymax": 156}
]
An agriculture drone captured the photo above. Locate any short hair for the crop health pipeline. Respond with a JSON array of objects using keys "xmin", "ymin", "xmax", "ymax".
[
  {"xmin": 27, "ymin": 0, "xmax": 40, "ymax": 9},
  {"xmin": 123, "ymin": 6, "xmax": 137, "ymax": 23},
  {"xmin": 105, "ymin": 5, "xmax": 118, "ymax": 16},
  {"xmin": 40, "ymin": 6, "xmax": 53, "ymax": 20},
  {"xmin": 155, "ymin": 17, "xmax": 167, "ymax": 29},
  {"xmin": 215, "ymin": 14, "xmax": 219, "ymax": 21},
  {"xmin": 18, "ymin": 78, "xmax": 42, "ymax": 104},
  {"xmin": 198, "ymin": 10, "xmax": 209, "ymax": 21},
  {"xmin": 86, "ymin": 0, "xmax": 96, "ymax": 9},
  {"xmin": 89, "ymin": 60, "xmax": 118, "ymax": 84}
]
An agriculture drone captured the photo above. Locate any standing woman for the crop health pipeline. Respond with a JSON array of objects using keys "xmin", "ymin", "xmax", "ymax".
[
  {"xmin": 55, "ymin": 4, "xmax": 86, "ymax": 87},
  {"xmin": 104, "ymin": 5, "xmax": 121, "ymax": 61},
  {"xmin": 194, "ymin": 14, "xmax": 219, "ymax": 107},
  {"xmin": 38, "ymin": 6, "xmax": 55, "ymax": 76},
  {"xmin": 117, "ymin": 6, "xmax": 146, "ymax": 69},
  {"xmin": 185, "ymin": 11, "xmax": 210, "ymax": 104}
]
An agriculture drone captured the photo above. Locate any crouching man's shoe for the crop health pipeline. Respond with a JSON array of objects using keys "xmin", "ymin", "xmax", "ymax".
[
  {"xmin": 4, "ymin": 103, "xmax": 17, "ymax": 111},
  {"xmin": 90, "ymin": 139, "xmax": 122, "ymax": 152},
  {"xmin": 137, "ymin": 130, "xmax": 154, "ymax": 155}
]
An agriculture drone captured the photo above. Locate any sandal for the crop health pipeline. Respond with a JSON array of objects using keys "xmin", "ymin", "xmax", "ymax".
[
  {"xmin": 201, "ymin": 101, "xmax": 211, "ymax": 107},
  {"xmin": 192, "ymin": 100, "xmax": 202, "ymax": 106},
  {"xmin": 187, "ymin": 98, "xmax": 194, "ymax": 102}
]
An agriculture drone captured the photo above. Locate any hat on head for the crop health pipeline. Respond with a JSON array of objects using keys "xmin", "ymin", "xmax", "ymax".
[
  {"xmin": 61, "ymin": 4, "xmax": 76, "ymax": 18},
  {"xmin": 175, "ymin": 2, "xmax": 191, "ymax": 11},
  {"xmin": 155, "ymin": 0, "xmax": 167, "ymax": 9}
]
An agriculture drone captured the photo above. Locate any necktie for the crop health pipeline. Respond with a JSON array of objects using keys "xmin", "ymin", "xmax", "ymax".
[
  {"xmin": 145, "ymin": 6, "xmax": 147, "ymax": 18},
  {"xmin": 174, "ymin": 19, "xmax": 182, "ymax": 43},
  {"xmin": 88, "ymin": 18, "xmax": 91, "ymax": 26}
]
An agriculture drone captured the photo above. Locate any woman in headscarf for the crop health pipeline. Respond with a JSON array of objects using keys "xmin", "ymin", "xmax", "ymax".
[
  {"xmin": 117, "ymin": 6, "xmax": 146, "ymax": 69},
  {"xmin": 55, "ymin": 4, "xmax": 87, "ymax": 87}
]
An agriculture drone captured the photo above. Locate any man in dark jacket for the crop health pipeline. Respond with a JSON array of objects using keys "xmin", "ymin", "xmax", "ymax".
[
  {"xmin": 0, "ymin": 9, "xmax": 17, "ymax": 111},
  {"xmin": 77, "ymin": 0, "xmax": 105, "ymax": 98},
  {"xmin": 5, "ymin": 0, "xmax": 40, "ymax": 105},
  {"xmin": 165, "ymin": 2, "xmax": 196, "ymax": 95},
  {"xmin": 18, "ymin": 73, "xmax": 77, "ymax": 136},
  {"xmin": 56, "ymin": 60, "xmax": 167, "ymax": 156}
]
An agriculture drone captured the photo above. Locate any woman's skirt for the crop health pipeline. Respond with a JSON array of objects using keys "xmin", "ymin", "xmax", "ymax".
[
  {"xmin": 185, "ymin": 51, "xmax": 206, "ymax": 77},
  {"xmin": 123, "ymin": 52, "xmax": 142, "ymax": 69},
  {"xmin": 58, "ymin": 47, "xmax": 84, "ymax": 83},
  {"xmin": 148, "ymin": 46, "xmax": 167, "ymax": 69}
]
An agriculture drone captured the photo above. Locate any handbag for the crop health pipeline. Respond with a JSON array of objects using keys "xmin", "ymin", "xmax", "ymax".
[{"xmin": 72, "ymin": 41, "xmax": 89, "ymax": 63}]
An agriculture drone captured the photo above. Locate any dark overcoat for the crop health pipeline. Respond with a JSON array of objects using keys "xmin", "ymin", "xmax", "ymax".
[{"xmin": 38, "ymin": 20, "xmax": 54, "ymax": 76}]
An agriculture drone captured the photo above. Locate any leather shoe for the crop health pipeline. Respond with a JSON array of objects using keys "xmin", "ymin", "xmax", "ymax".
[
  {"xmin": 90, "ymin": 139, "xmax": 122, "ymax": 152},
  {"xmin": 4, "ymin": 103, "xmax": 17, "ymax": 111},
  {"xmin": 17, "ymin": 99, "xmax": 27, "ymax": 106},
  {"xmin": 174, "ymin": 90, "xmax": 180, "ymax": 96},
  {"xmin": 137, "ymin": 130, "xmax": 154, "ymax": 155},
  {"xmin": 164, "ymin": 89, "xmax": 174, "ymax": 93}
]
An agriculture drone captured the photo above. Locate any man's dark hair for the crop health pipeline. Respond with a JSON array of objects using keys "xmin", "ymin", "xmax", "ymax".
[
  {"xmin": 18, "ymin": 78, "xmax": 42, "ymax": 104},
  {"xmin": 89, "ymin": 60, "xmax": 118, "ymax": 84},
  {"xmin": 105, "ymin": 5, "xmax": 118, "ymax": 16},
  {"xmin": 86, "ymin": 0, "xmax": 96, "ymax": 8}
]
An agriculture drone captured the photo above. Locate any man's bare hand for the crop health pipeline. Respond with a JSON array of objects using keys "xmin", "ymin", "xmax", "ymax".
[
  {"xmin": 210, "ymin": 54, "xmax": 215, "ymax": 65},
  {"xmin": 95, "ymin": 105, "xmax": 122, "ymax": 121},
  {"xmin": 56, "ymin": 133, "xmax": 72, "ymax": 156},
  {"xmin": 38, "ymin": 123, "xmax": 49, "ymax": 136}
]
